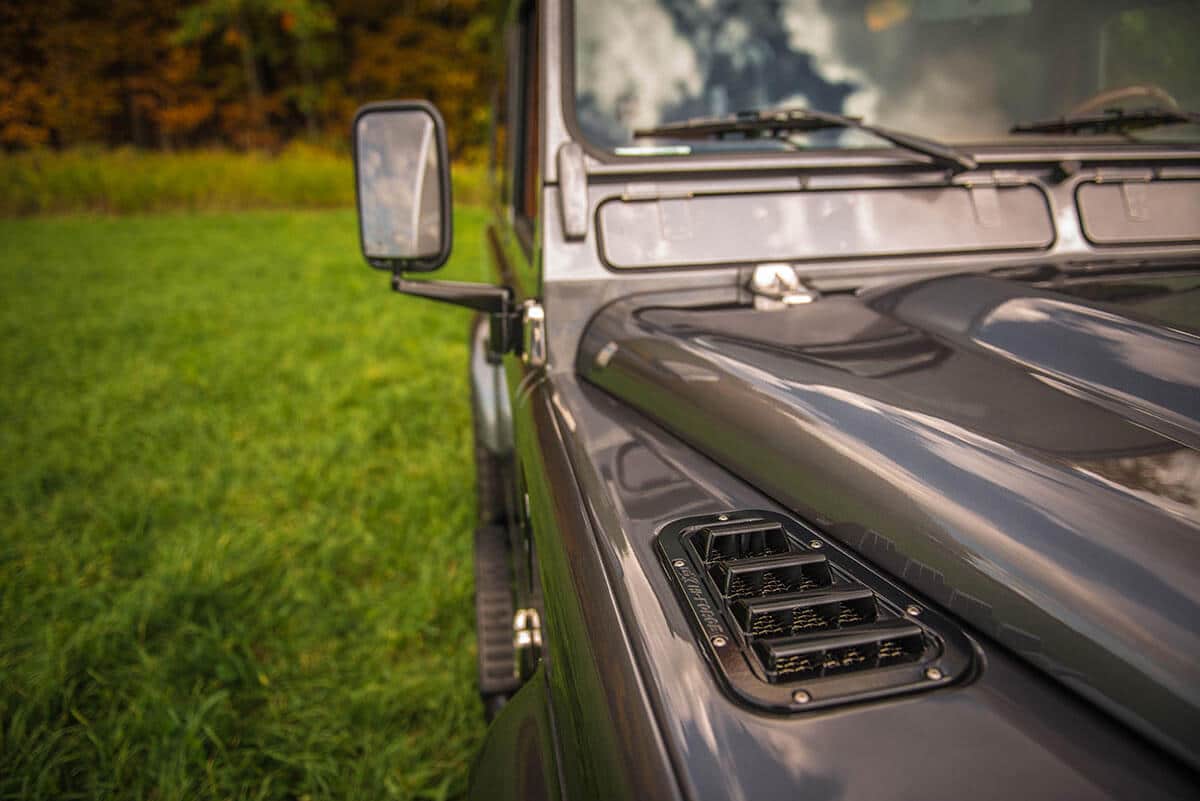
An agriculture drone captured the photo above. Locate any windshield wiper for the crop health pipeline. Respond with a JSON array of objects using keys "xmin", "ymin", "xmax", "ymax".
[
  {"xmin": 632, "ymin": 107, "xmax": 978, "ymax": 173},
  {"xmin": 1011, "ymin": 107, "xmax": 1200, "ymax": 135}
]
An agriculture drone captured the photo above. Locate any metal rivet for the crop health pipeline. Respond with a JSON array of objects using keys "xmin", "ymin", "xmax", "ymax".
[
  {"xmin": 905, "ymin": 604, "xmax": 922, "ymax": 617},
  {"xmin": 808, "ymin": 540, "xmax": 823, "ymax": 549},
  {"xmin": 792, "ymin": 689, "xmax": 811, "ymax": 704},
  {"xmin": 711, "ymin": 635, "xmax": 728, "ymax": 647},
  {"xmin": 717, "ymin": 514, "xmax": 729, "ymax": 521},
  {"xmin": 925, "ymin": 666, "xmax": 944, "ymax": 681},
  {"xmin": 672, "ymin": 559, "xmax": 686, "ymax": 568}
]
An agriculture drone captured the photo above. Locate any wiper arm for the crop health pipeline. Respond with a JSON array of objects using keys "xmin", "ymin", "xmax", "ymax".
[
  {"xmin": 1011, "ymin": 107, "xmax": 1200, "ymax": 135},
  {"xmin": 633, "ymin": 107, "xmax": 978, "ymax": 173}
]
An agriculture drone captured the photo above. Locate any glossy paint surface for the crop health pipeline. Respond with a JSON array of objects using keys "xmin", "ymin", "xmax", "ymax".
[
  {"xmin": 542, "ymin": 366, "xmax": 1200, "ymax": 800},
  {"xmin": 466, "ymin": 3, "xmax": 1200, "ymax": 797},
  {"xmin": 468, "ymin": 667, "xmax": 561, "ymax": 801},
  {"xmin": 577, "ymin": 274, "xmax": 1200, "ymax": 774}
]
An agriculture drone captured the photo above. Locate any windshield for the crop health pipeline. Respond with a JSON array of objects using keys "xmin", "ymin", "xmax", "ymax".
[{"xmin": 572, "ymin": 0, "xmax": 1200, "ymax": 153}]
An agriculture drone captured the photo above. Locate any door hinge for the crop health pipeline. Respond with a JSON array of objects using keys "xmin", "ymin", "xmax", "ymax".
[
  {"xmin": 521, "ymin": 300, "xmax": 546, "ymax": 367},
  {"xmin": 513, "ymin": 607, "xmax": 542, "ymax": 677},
  {"xmin": 556, "ymin": 142, "xmax": 589, "ymax": 240}
]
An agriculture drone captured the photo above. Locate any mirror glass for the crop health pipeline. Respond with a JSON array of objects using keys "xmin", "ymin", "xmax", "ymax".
[{"xmin": 355, "ymin": 107, "xmax": 445, "ymax": 264}]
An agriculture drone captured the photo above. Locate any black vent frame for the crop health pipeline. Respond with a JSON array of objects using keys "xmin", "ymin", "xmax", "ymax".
[{"xmin": 657, "ymin": 510, "xmax": 975, "ymax": 711}]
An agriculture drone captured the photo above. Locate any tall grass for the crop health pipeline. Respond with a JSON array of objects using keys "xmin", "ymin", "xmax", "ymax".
[
  {"xmin": 0, "ymin": 208, "xmax": 492, "ymax": 798},
  {"xmin": 0, "ymin": 147, "xmax": 489, "ymax": 216}
]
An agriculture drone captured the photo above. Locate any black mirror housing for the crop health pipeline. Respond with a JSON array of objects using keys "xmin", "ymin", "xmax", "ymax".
[{"xmin": 352, "ymin": 100, "xmax": 453, "ymax": 272}]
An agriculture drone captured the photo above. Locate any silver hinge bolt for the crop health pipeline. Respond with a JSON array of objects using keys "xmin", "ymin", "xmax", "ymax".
[{"xmin": 521, "ymin": 300, "xmax": 546, "ymax": 368}]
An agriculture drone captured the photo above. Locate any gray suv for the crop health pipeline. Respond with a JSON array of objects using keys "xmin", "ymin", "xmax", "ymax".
[{"xmin": 352, "ymin": 1, "xmax": 1200, "ymax": 799}]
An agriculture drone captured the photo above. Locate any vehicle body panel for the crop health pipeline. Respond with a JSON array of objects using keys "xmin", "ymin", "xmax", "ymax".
[
  {"xmin": 540, "ymin": 369, "xmax": 1200, "ymax": 800},
  {"xmin": 502, "ymin": 359, "xmax": 682, "ymax": 801},
  {"xmin": 576, "ymin": 275, "xmax": 1200, "ymax": 771},
  {"xmin": 438, "ymin": 1, "xmax": 1200, "ymax": 798},
  {"xmin": 468, "ymin": 666, "xmax": 561, "ymax": 801}
]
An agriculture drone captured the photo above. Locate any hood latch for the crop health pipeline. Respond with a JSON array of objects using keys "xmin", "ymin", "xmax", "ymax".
[{"xmin": 748, "ymin": 263, "xmax": 821, "ymax": 310}]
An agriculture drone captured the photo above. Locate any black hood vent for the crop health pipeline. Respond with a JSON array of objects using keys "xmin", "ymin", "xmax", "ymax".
[{"xmin": 658, "ymin": 511, "xmax": 975, "ymax": 711}]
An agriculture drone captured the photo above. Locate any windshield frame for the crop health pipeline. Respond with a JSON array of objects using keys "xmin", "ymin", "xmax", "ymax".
[{"xmin": 559, "ymin": 0, "xmax": 1200, "ymax": 169}]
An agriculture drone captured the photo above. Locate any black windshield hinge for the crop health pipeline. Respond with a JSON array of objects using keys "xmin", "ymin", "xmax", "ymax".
[{"xmin": 391, "ymin": 274, "xmax": 520, "ymax": 356}]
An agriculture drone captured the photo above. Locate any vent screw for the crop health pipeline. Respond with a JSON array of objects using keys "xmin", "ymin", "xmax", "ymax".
[
  {"xmin": 925, "ymin": 666, "xmax": 945, "ymax": 681},
  {"xmin": 792, "ymin": 689, "xmax": 812, "ymax": 704},
  {"xmin": 672, "ymin": 559, "xmax": 686, "ymax": 568},
  {"xmin": 808, "ymin": 540, "xmax": 823, "ymax": 549},
  {"xmin": 717, "ymin": 514, "xmax": 729, "ymax": 521},
  {"xmin": 905, "ymin": 604, "xmax": 922, "ymax": 617},
  {"xmin": 711, "ymin": 635, "xmax": 728, "ymax": 647}
]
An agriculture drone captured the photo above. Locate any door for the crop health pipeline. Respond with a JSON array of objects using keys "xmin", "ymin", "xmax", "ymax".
[{"xmin": 487, "ymin": 0, "xmax": 543, "ymax": 677}]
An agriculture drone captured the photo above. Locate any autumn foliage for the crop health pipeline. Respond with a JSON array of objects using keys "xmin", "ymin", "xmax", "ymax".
[{"xmin": 0, "ymin": 0, "xmax": 501, "ymax": 158}]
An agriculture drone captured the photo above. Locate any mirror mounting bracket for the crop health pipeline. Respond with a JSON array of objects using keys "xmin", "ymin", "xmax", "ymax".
[{"xmin": 391, "ymin": 273, "xmax": 520, "ymax": 356}]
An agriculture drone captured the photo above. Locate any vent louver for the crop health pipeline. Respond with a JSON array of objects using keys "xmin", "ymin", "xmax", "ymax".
[{"xmin": 658, "ymin": 511, "xmax": 975, "ymax": 711}]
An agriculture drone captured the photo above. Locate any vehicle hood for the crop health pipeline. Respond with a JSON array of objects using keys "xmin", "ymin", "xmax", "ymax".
[{"xmin": 577, "ymin": 272, "xmax": 1200, "ymax": 770}]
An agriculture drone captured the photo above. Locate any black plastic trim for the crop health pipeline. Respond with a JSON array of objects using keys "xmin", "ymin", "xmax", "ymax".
[{"xmin": 656, "ymin": 509, "xmax": 976, "ymax": 712}]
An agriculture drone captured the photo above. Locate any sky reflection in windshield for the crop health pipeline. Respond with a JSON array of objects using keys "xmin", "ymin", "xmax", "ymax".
[{"xmin": 573, "ymin": 0, "xmax": 1200, "ymax": 150}]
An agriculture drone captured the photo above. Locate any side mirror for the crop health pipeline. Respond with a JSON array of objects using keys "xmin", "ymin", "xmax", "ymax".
[
  {"xmin": 352, "ymin": 100, "xmax": 518, "ymax": 357},
  {"xmin": 353, "ymin": 100, "xmax": 452, "ymax": 272}
]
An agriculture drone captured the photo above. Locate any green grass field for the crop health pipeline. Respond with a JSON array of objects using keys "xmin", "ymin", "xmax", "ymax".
[{"xmin": 0, "ymin": 207, "xmax": 491, "ymax": 799}]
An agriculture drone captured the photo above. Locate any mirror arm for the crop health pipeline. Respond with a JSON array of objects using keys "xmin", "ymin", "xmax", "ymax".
[
  {"xmin": 392, "ymin": 274, "xmax": 520, "ymax": 355},
  {"xmin": 392, "ymin": 275, "xmax": 511, "ymax": 313}
]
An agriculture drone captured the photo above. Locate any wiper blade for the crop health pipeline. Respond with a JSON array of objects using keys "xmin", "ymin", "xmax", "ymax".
[
  {"xmin": 633, "ymin": 107, "xmax": 978, "ymax": 173},
  {"xmin": 1011, "ymin": 107, "xmax": 1200, "ymax": 135}
]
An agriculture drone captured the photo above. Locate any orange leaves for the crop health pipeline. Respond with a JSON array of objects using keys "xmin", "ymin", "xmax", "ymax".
[
  {"xmin": 157, "ymin": 99, "xmax": 216, "ymax": 137},
  {"xmin": 342, "ymin": 6, "xmax": 494, "ymax": 154},
  {"xmin": 0, "ymin": 0, "xmax": 498, "ymax": 154}
]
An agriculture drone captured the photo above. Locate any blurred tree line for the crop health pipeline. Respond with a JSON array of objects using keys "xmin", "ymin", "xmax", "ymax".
[{"xmin": 0, "ymin": 0, "xmax": 502, "ymax": 158}]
